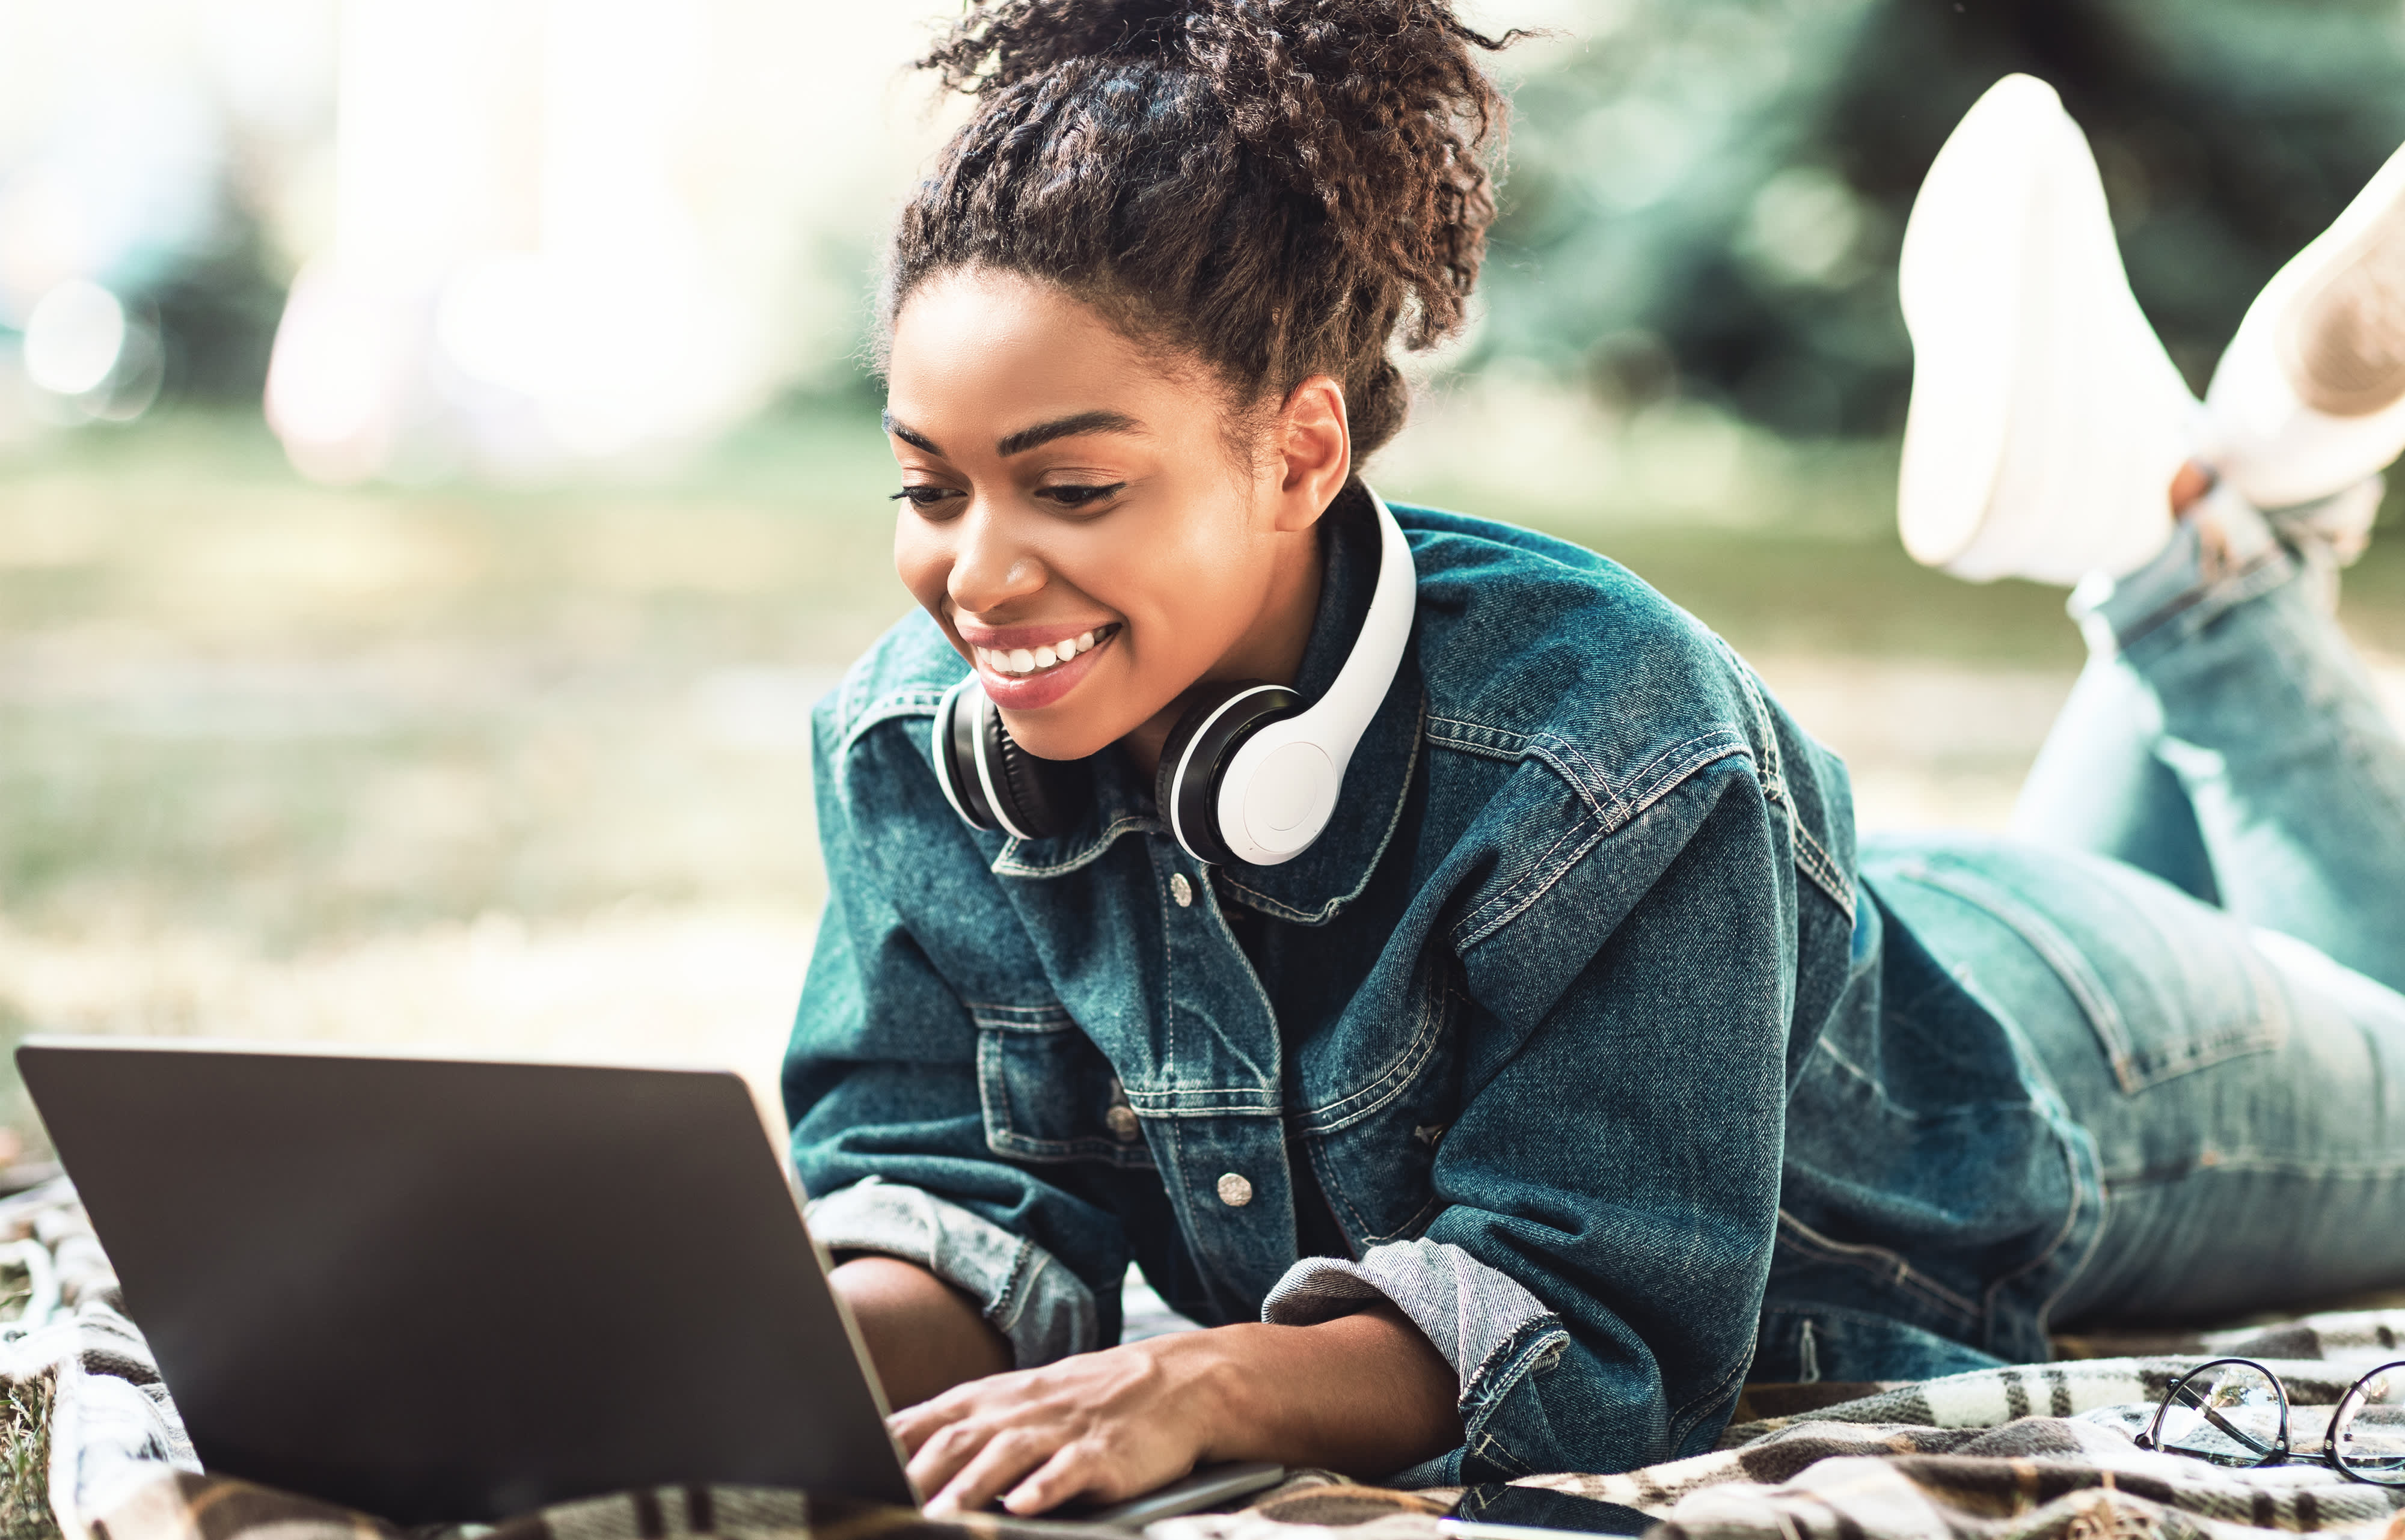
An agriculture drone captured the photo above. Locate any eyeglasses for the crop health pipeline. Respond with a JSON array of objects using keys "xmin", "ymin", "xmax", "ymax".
[{"xmin": 2134, "ymin": 1357, "xmax": 2405, "ymax": 1485}]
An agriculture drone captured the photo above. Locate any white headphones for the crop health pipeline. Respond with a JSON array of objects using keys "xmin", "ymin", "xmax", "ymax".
[{"xmin": 931, "ymin": 486, "xmax": 1417, "ymax": 867}]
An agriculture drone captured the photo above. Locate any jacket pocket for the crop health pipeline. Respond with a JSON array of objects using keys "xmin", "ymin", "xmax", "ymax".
[{"xmin": 971, "ymin": 1003, "xmax": 1156, "ymax": 1168}]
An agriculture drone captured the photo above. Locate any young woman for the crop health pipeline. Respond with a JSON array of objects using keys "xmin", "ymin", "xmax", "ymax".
[{"xmin": 781, "ymin": 2, "xmax": 2405, "ymax": 1516}]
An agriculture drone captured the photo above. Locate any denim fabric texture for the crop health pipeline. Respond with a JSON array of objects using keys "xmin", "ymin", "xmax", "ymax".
[
  {"xmin": 1756, "ymin": 490, "xmax": 2405, "ymax": 1389},
  {"xmin": 785, "ymin": 500, "xmax": 2105, "ymax": 1482},
  {"xmin": 787, "ymin": 488, "xmax": 2405, "ymax": 1482},
  {"xmin": 1985, "ymin": 490, "xmax": 2405, "ymax": 1331},
  {"xmin": 806, "ymin": 1177, "xmax": 1096, "ymax": 1366}
]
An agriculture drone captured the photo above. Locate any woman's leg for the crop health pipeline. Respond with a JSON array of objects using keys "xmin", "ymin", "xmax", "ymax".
[
  {"xmin": 2044, "ymin": 922, "xmax": 2405, "ymax": 1325},
  {"xmin": 1889, "ymin": 500, "xmax": 2405, "ymax": 1328},
  {"xmin": 2078, "ymin": 487, "xmax": 2405, "ymax": 992},
  {"xmin": 2006, "ymin": 469, "xmax": 2387, "ymax": 913},
  {"xmin": 1873, "ymin": 828, "xmax": 2405, "ymax": 1330},
  {"xmin": 1890, "ymin": 75, "xmax": 2405, "ymax": 1334},
  {"xmin": 2008, "ymin": 652, "xmax": 2219, "ymax": 905}
]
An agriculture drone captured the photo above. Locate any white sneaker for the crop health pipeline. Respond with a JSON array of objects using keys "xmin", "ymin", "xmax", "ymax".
[
  {"xmin": 2204, "ymin": 140, "xmax": 2405, "ymax": 509},
  {"xmin": 1898, "ymin": 74, "xmax": 2195, "ymax": 585}
]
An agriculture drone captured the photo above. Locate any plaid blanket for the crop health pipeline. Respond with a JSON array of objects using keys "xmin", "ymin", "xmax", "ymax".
[
  {"xmin": 1470, "ymin": 1313, "xmax": 2405, "ymax": 1540},
  {"xmin": 6, "ymin": 1179, "xmax": 2405, "ymax": 1540}
]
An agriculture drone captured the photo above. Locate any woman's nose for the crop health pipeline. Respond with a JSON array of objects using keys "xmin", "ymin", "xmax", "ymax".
[{"xmin": 947, "ymin": 505, "xmax": 1047, "ymax": 614}]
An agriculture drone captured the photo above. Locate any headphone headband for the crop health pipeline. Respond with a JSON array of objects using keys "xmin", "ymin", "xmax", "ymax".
[{"xmin": 1205, "ymin": 488, "xmax": 1416, "ymax": 866}]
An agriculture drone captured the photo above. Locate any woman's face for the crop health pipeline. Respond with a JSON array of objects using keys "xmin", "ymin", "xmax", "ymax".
[{"xmin": 884, "ymin": 267, "xmax": 1348, "ymax": 765}]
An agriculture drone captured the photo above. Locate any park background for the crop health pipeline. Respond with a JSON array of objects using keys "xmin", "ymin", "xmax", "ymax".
[{"xmin": 5, "ymin": 0, "xmax": 2405, "ymax": 1163}]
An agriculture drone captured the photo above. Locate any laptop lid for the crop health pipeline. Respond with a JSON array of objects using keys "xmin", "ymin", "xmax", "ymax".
[{"xmin": 17, "ymin": 1038, "xmax": 917, "ymax": 1524}]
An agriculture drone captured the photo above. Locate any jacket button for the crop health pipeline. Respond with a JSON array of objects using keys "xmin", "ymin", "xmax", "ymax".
[
  {"xmin": 1215, "ymin": 1172, "xmax": 1253, "ymax": 1208},
  {"xmin": 1170, "ymin": 873, "xmax": 1194, "ymax": 908},
  {"xmin": 1106, "ymin": 1104, "xmax": 1141, "ymax": 1141}
]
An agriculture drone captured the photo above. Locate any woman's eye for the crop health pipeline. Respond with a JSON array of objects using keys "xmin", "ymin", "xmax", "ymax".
[
  {"xmin": 889, "ymin": 485, "xmax": 961, "ymax": 511},
  {"xmin": 1038, "ymin": 482, "xmax": 1126, "ymax": 510}
]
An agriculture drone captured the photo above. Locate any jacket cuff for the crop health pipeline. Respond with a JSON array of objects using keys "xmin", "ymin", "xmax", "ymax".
[
  {"xmin": 807, "ymin": 1178, "xmax": 1097, "ymax": 1368},
  {"xmin": 1261, "ymin": 1238, "xmax": 1558, "ymax": 1400}
]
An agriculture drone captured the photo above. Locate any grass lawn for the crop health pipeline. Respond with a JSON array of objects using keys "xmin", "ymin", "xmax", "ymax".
[{"xmin": 2, "ymin": 405, "xmax": 2402, "ymax": 1165}]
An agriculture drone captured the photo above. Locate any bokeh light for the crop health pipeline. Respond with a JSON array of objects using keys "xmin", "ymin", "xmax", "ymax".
[{"xmin": 22, "ymin": 280, "xmax": 125, "ymax": 398}]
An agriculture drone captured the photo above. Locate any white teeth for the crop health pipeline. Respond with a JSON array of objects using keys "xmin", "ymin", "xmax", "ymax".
[{"xmin": 976, "ymin": 627, "xmax": 1111, "ymax": 677}]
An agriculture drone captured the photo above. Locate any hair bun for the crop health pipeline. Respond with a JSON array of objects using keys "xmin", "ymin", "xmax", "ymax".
[
  {"xmin": 922, "ymin": 1, "xmax": 1201, "ymax": 88},
  {"xmin": 927, "ymin": 2, "xmax": 1515, "ymax": 255},
  {"xmin": 896, "ymin": 1, "xmax": 1521, "ymax": 457}
]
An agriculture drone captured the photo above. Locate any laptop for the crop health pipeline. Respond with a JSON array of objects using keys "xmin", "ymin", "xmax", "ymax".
[{"xmin": 17, "ymin": 1039, "xmax": 1281, "ymax": 1528}]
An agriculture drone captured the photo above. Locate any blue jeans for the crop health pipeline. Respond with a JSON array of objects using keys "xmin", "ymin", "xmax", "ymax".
[{"xmin": 1872, "ymin": 495, "xmax": 2405, "ymax": 1331}]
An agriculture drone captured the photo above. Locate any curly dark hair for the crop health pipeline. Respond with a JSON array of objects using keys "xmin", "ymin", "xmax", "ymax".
[{"xmin": 883, "ymin": 0, "xmax": 1519, "ymax": 459}]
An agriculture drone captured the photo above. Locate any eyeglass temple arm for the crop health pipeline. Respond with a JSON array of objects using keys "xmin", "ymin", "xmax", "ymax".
[
  {"xmin": 2155, "ymin": 1382, "xmax": 2285, "ymax": 1458},
  {"xmin": 2201, "ymin": 1402, "xmax": 2283, "ymax": 1456}
]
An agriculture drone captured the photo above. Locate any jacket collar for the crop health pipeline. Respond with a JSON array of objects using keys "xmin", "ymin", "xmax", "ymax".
[{"xmin": 992, "ymin": 492, "xmax": 1421, "ymax": 924}]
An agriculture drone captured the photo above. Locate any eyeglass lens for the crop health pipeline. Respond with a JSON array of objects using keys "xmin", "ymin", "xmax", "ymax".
[
  {"xmin": 2156, "ymin": 1360, "xmax": 2288, "ymax": 1467},
  {"xmin": 2333, "ymin": 1362, "xmax": 2405, "ymax": 1486}
]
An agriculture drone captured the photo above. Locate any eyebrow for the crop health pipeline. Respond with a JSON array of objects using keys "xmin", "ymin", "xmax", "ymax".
[
  {"xmin": 996, "ymin": 410, "xmax": 1141, "ymax": 457},
  {"xmin": 882, "ymin": 411, "xmax": 941, "ymax": 454},
  {"xmin": 882, "ymin": 408, "xmax": 1145, "ymax": 459}
]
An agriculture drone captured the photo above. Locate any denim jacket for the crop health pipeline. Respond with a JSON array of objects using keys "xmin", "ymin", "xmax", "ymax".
[{"xmin": 784, "ymin": 500, "xmax": 2087, "ymax": 1482}]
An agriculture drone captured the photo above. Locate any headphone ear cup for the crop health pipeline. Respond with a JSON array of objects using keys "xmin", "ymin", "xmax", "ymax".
[
  {"xmin": 1153, "ymin": 680, "xmax": 1303, "ymax": 865},
  {"xmin": 977, "ymin": 691, "xmax": 1087, "ymax": 840},
  {"xmin": 932, "ymin": 680, "xmax": 997, "ymax": 830}
]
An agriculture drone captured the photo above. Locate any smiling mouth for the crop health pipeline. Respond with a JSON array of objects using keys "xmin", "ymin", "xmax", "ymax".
[{"xmin": 973, "ymin": 623, "xmax": 1121, "ymax": 678}]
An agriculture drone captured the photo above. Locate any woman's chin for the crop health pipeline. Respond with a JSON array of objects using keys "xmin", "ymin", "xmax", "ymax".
[{"xmin": 993, "ymin": 710, "xmax": 1124, "ymax": 763}]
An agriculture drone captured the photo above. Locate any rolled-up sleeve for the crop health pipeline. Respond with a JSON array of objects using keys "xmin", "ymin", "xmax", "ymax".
[
  {"xmin": 808, "ymin": 1178, "xmax": 1097, "ymax": 1367},
  {"xmin": 783, "ymin": 695, "xmax": 1129, "ymax": 1366},
  {"xmin": 1263, "ymin": 1239, "xmax": 1555, "ymax": 1385},
  {"xmin": 1270, "ymin": 762, "xmax": 1807, "ymax": 1483}
]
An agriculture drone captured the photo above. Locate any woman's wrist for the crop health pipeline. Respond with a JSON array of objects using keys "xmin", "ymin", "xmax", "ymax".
[
  {"xmin": 1153, "ymin": 1306, "xmax": 1463, "ymax": 1476},
  {"xmin": 1139, "ymin": 1325, "xmax": 1270, "ymax": 1463}
]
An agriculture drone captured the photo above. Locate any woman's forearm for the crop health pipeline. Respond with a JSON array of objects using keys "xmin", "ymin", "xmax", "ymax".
[
  {"xmin": 829, "ymin": 1254, "xmax": 1011, "ymax": 1409},
  {"xmin": 1181, "ymin": 1304, "xmax": 1464, "ymax": 1476}
]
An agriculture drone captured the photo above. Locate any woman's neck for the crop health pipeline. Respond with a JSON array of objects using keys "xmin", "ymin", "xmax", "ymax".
[{"xmin": 1121, "ymin": 524, "xmax": 1326, "ymax": 781}]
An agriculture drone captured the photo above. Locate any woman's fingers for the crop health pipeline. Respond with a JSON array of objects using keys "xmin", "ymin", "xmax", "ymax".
[
  {"xmin": 890, "ymin": 1370, "xmax": 1013, "ymax": 1455},
  {"xmin": 1000, "ymin": 1441, "xmax": 1112, "ymax": 1516},
  {"xmin": 888, "ymin": 1397, "xmax": 964, "ymax": 1456},
  {"xmin": 926, "ymin": 1426, "xmax": 1058, "ymax": 1516},
  {"xmin": 904, "ymin": 1411, "xmax": 1002, "ymax": 1500}
]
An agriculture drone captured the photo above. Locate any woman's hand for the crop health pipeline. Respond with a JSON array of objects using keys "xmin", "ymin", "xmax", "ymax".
[
  {"xmin": 894, "ymin": 1331, "xmax": 1228, "ymax": 1515},
  {"xmin": 893, "ymin": 1306, "xmax": 1464, "ymax": 1516}
]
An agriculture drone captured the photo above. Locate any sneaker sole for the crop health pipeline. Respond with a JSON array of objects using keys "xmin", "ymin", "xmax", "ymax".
[
  {"xmin": 2206, "ymin": 138, "xmax": 2405, "ymax": 507},
  {"xmin": 2282, "ymin": 192, "xmax": 2405, "ymax": 418}
]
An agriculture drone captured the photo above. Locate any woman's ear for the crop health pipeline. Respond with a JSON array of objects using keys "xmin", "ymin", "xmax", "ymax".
[{"xmin": 1270, "ymin": 374, "xmax": 1353, "ymax": 532}]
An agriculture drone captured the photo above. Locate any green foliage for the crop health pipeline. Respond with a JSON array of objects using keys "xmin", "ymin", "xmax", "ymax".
[
  {"xmin": 1481, "ymin": 0, "xmax": 2405, "ymax": 435},
  {"xmin": 0, "ymin": 1375, "xmax": 57, "ymax": 1540}
]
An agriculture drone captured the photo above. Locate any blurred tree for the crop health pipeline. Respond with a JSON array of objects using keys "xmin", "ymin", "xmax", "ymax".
[
  {"xmin": 1481, "ymin": 0, "xmax": 2405, "ymax": 438},
  {"xmin": 129, "ymin": 186, "xmax": 290, "ymax": 405}
]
